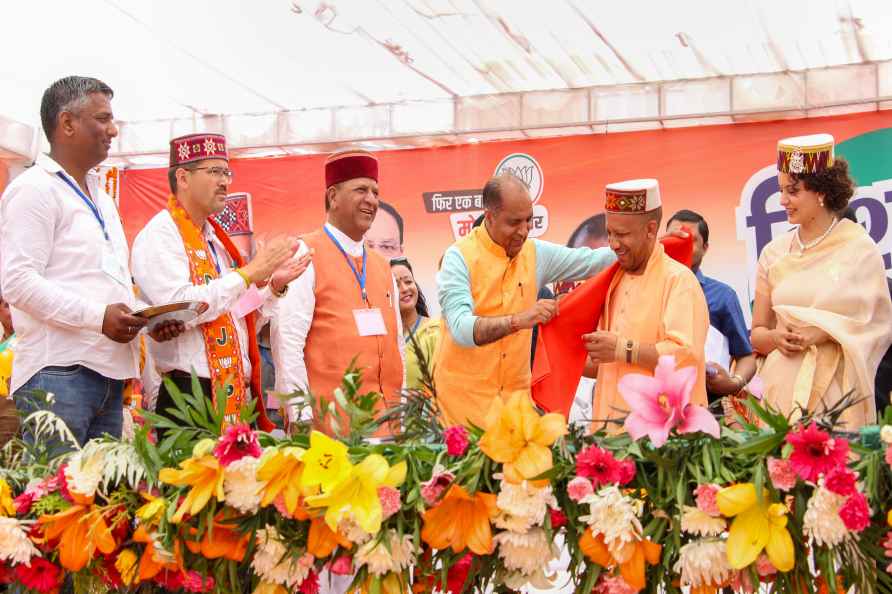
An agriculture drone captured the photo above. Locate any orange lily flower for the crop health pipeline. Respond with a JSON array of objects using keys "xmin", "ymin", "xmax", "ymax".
[
  {"xmin": 133, "ymin": 524, "xmax": 181, "ymax": 583},
  {"xmin": 257, "ymin": 446, "xmax": 309, "ymax": 518},
  {"xmin": 182, "ymin": 515, "xmax": 250, "ymax": 562},
  {"xmin": 159, "ymin": 454, "xmax": 225, "ymax": 523},
  {"xmin": 580, "ymin": 529, "xmax": 661, "ymax": 593},
  {"xmin": 421, "ymin": 484, "xmax": 497, "ymax": 555},
  {"xmin": 307, "ymin": 516, "xmax": 353, "ymax": 559},
  {"xmin": 478, "ymin": 393, "xmax": 567, "ymax": 483},
  {"xmin": 39, "ymin": 502, "xmax": 116, "ymax": 571}
]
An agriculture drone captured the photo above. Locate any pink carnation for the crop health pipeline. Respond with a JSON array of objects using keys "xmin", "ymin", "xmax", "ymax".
[
  {"xmin": 182, "ymin": 571, "xmax": 215, "ymax": 593},
  {"xmin": 824, "ymin": 466, "xmax": 858, "ymax": 497},
  {"xmin": 273, "ymin": 494, "xmax": 295, "ymax": 519},
  {"xmin": 594, "ymin": 575, "xmax": 636, "ymax": 594},
  {"xmin": 885, "ymin": 445, "xmax": 892, "ymax": 469},
  {"xmin": 421, "ymin": 469, "xmax": 454, "ymax": 506},
  {"xmin": 786, "ymin": 423, "xmax": 849, "ymax": 483},
  {"xmin": 444, "ymin": 426, "xmax": 470, "ymax": 457},
  {"xmin": 755, "ymin": 554, "xmax": 777, "ymax": 577},
  {"xmin": 617, "ymin": 458, "xmax": 636, "ymax": 485},
  {"xmin": 567, "ymin": 477, "xmax": 594, "ymax": 502},
  {"xmin": 730, "ymin": 569, "xmax": 756, "ymax": 594},
  {"xmin": 838, "ymin": 492, "xmax": 871, "ymax": 532},
  {"xmin": 767, "ymin": 457, "xmax": 797, "ymax": 491},
  {"xmin": 13, "ymin": 491, "xmax": 35, "ymax": 515},
  {"xmin": 576, "ymin": 446, "xmax": 621, "ymax": 488},
  {"xmin": 56, "ymin": 465, "xmax": 74, "ymax": 503},
  {"xmin": 378, "ymin": 486, "xmax": 401, "ymax": 519},
  {"xmin": 213, "ymin": 423, "xmax": 262, "ymax": 467},
  {"xmin": 882, "ymin": 531, "xmax": 892, "ymax": 574},
  {"xmin": 330, "ymin": 556, "xmax": 353, "ymax": 575},
  {"xmin": 300, "ymin": 570, "xmax": 320, "ymax": 594},
  {"xmin": 693, "ymin": 483, "xmax": 721, "ymax": 516}
]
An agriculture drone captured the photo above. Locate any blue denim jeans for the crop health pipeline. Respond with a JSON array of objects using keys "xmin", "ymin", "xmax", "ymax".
[{"xmin": 14, "ymin": 365, "xmax": 124, "ymax": 450}]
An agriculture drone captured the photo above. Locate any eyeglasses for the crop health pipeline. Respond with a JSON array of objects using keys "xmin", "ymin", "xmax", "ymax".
[{"xmin": 190, "ymin": 166, "xmax": 234, "ymax": 182}]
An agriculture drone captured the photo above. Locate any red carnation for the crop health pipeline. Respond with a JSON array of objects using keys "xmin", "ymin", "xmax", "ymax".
[
  {"xmin": 576, "ymin": 446, "xmax": 621, "ymax": 488},
  {"xmin": 300, "ymin": 570, "xmax": 320, "ymax": 594},
  {"xmin": 617, "ymin": 458, "xmax": 637, "ymax": 485},
  {"xmin": 15, "ymin": 558, "xmax": 62, "ymax": 594},
  {"xmin": 824, "ymin": 466, "xmax": 857, "ymax": 497},
  {"xmin": 444, "ymin": 553, "xmax": 474, "ymax": 594},
  {"xmin": 444, "ymin": 426, "xmax": 470, "ymax": 457},
  {"xmin": 0, "ymin": 561, "xmax": 15, "ymax": 584},
  {"xmin": 786, "ymin": 423, "xmax": 849, "ymax": 483},
  {"xmin": 549, "ymin": 508, "xmax": 568, "ymax": 529},
  {"xmin": 14, "ymin": 491, "xmax": 35, "ymax": 515},
  {"xmin": 838, "ymin": 492, "xmax": 871, "ymax": 532},
  {"xmin": 154, "ymin": 569, "xmax": 184, "ymax": 590}
]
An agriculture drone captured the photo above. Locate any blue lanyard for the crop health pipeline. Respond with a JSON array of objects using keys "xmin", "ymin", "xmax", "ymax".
[
  {"xmin": 56, "ymin": 172, "xmax": 108, "ymax": 241},
  {"xmin": 324, "ymin": 226, "xmax": 367, "ymax": 302},
  {"xmin": 207, "ymin": 241, "xmax": 222, "ymax": 275}
]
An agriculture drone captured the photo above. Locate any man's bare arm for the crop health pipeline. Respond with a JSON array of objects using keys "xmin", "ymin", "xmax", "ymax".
[{"xmin": 473, "ymin": 315, "xmax": 514, "ymax": 346}]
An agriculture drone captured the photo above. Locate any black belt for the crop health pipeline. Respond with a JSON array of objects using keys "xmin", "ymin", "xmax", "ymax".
[{"xmin": 168, "ymin": 370, "xmax": 209, "ymax": 381}]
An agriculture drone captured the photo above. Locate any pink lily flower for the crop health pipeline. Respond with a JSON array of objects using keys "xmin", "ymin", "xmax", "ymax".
[{"xmin": 619, "ymin": 355, "xmax": 720, "ymax": 447}]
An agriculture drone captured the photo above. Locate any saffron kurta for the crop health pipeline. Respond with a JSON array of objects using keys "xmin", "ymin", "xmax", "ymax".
[
  {"xmin": 593, "ymin": 243, "xmax": 710, "ymax": 424},
  {"xmin": 756, "ymin": 219, "xmax": 892, "ymax": 427},
  {"xmin": 436, "ymin": 225, "xmax": 615, "ymax": 427}
]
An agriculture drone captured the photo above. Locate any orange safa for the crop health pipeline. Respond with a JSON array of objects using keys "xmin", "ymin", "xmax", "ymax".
[
  {"xmin": 478, "ymin": 393, "xmax": 567, "ymax": 483},
  {"xmin": 421, "ymin": 484, "xmax": 497, "ymax": 555},
  {"xmin": 580, "ymin": 529, "xmax": 661, "ymax": 593}
]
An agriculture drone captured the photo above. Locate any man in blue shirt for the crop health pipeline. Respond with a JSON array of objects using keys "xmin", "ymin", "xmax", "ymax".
[{"xmin": 667, "ymin": 210, "xmax": 756, "ymax": 401}]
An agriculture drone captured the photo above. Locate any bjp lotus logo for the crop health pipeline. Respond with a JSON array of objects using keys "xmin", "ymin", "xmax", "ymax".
[{"xmin": 494, "ymin": 153, "xmax": 544, "ymax": 203}]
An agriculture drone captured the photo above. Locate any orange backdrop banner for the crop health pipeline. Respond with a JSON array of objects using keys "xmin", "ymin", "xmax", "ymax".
[{"xmin": 120, "ymin": 111, "xmax": 892, "ymax": 316}]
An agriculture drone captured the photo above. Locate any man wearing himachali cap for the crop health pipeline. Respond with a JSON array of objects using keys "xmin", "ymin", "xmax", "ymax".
[
  {"xmin": 750, "ymin": 134, "xmax": 892, "ymax": 427},
  {"xmin": 272, "ymin": 149, "xmax": 405, "ymax": 422},
  {"xmin": 131, "ymin": 133, "xmax": 310, "ymax": 432},
  {"xmin": 584, "ymin": 179, "xmax": 710, "ymax": 424}
]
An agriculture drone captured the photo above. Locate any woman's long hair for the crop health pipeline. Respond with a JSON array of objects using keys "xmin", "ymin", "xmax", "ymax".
[{"xmin": 389, "ymin": 257, "xmax": 430, "ymax": 319}]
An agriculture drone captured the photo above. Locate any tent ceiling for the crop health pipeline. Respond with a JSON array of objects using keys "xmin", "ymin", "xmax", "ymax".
[{"xmin": 3, "ymin": 0, "xmax": 892, "ymax": 165}]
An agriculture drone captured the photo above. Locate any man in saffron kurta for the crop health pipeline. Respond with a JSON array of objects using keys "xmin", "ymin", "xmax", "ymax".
[
  {"xmin": 585, "ymin": 179, "xmax": 710, "ymax": 426},
  {"xmin": 436, "ymin": 174, "xmax": 615, "ymax": 428},
  {"xmin": 272, "ymin": 150, "xmax": 405, "ymax": 421}
]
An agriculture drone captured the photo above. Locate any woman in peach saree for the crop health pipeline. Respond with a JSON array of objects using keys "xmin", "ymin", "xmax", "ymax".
[{"xmin": 751, "ymin": 133, "xmax": 892, "ymax": 428}]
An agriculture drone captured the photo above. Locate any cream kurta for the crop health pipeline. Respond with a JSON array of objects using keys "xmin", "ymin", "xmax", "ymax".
[
  {"xmin": 756, "ymin": 219, "xmax": 892, "ymax": 427},
  {"xmin": 593, "ymin": 243, "xmax": 710, "ymax": 424}
]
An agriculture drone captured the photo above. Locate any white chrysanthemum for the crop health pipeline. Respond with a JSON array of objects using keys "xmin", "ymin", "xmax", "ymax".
[
  {"xmin": 0, "ymin": 517, "xmax": 40, "ymax": 566},
  {"xmin": 503, "ymin": 567, "xmax": 555, "ymax": 590},
  {"xmin": 223, "ymin": 457, "xmax": 263, "ymax": 514},
  {"xmin": 881, "ymin": 425, "xmax": 892, "ymax": 444},
  {"xmin": 579, "ymin": 486, "xmax": 643, "ymax": 553},
  {"xmin": 680, "ymin": 506, "xmax": 727, "ymax": 537},
  {"xmin": 65, "ymin": 449, "xmax": 104, "ymax": 498},
  {"xmin": 494, "ymin": 480, "xmax": 558, "ymax": 533},
  {"xmin": 338, "ymin": 516, "xmax": 373, "ymax": 545},
  {"xmin": 251, "ymin": 526, "xmax": 313, "ymax": 587},
  {"xmin": 803, "ymin": 487, "xmax": 848, "ymax": 547},
  {"xmin": 355, "ymin": 530, "xmax": 416, "ymax": 576},
  {"xmin": 494, "ymin": 528, "xmax": 558, "ymax": 576},
  {"xmin": 673, "ymin": 539, "xmax": 732, "ymax": 588}
]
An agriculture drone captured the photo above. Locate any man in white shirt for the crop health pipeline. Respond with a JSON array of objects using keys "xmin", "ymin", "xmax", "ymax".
[
  {"xmin": 0, "ymin": 76, "xmax": 183, "ymax": 447},
  {"xmin": 131, "ymin": 133, "xmax": 309, "ymax": 433},
  {"xmin": 272, "ymin": 150, "xmax": 405, "ymax": 425}
]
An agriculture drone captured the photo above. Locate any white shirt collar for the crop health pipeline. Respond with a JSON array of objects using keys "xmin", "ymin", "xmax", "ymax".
[
  {"xmin": 37, "ymin": 153, "xmax": 101, "ymax": 182},
  {"xmin": 324, "ymin": 222, "xmax": 364, "ymax": 256}
]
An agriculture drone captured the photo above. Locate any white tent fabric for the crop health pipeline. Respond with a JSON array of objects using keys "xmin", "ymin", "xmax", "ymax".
[{"xmin": 2, "ymin": 0, "xmax": 892, "ymax": 166}]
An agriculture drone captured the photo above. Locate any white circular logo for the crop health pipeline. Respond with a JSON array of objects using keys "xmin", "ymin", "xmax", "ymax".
[{"xmin": 494, "ymin": 153, "xmax": 544, "ymax": 203}]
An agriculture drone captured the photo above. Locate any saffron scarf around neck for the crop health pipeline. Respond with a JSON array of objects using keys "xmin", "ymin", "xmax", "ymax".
[
  {"xmin": 167, "ymin": 196, "xmax": 273, "ymax": 432},
  {"xmin": 531, "ymin": 235, "xmax": 693, "ymax": 417}
]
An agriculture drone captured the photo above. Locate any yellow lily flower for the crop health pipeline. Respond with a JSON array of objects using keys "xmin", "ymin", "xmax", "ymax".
[
  {"xmin": 0, "ymin": 478, "xmax": 15, "ymax": 516},
  {"xmin": 478, "ymin": 392, "xmax": 567, "ymax": 483},
  {"xmin": 136, "ymin": 493, "xmax": 166, "ymax": 526},
  {"xmin": 115, "ymin": 548, "xmax": 139, "ymax": 586},
  {"xmin": 253, "ymin": 582, "xmax": 289, "ymax": 594},
  {"xmin": 257, "ymin": 446, "xmax": 308, "ymax": 517},
  {"xmin": 304, "ymin": 454, "xmax": 406, "ymax": 534},
  {"xmin": 717, "ymin": 483, "xmax": 794, "ymax": 572},
  {"xmin": 300, "ymin": 431, "xmax": 353, "ymax": 495},
  {"xmin": 159, "ymin": 454, "xmax": 224, "ymax": 523}
]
